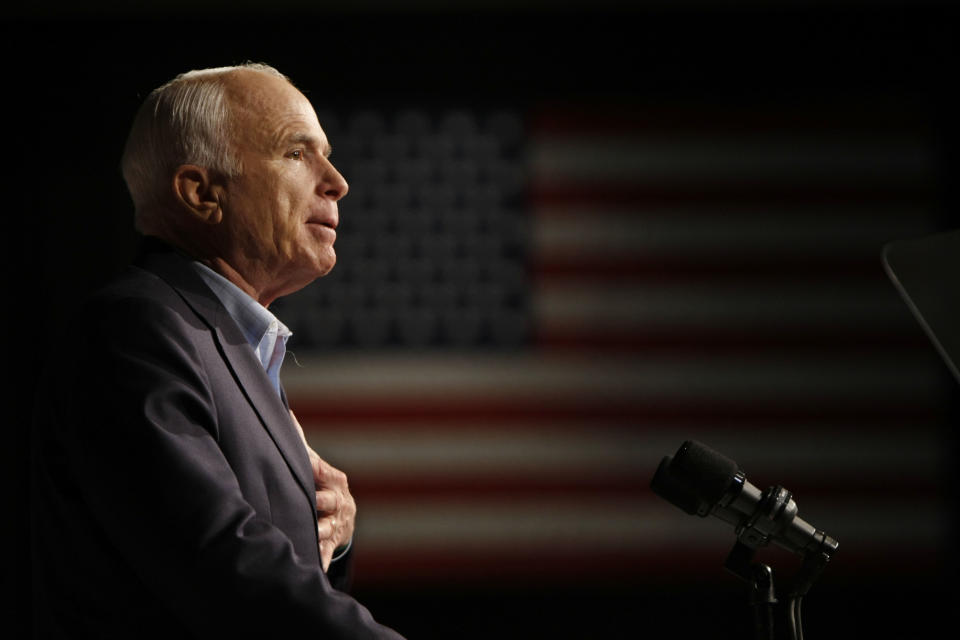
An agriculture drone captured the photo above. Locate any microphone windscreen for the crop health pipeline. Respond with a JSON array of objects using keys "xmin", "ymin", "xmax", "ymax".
[
  {"xmin": 671, "ymin": 440, "xmax": 740, "ymax": 507},
  {"xmin": 650, "ymin": 455, "xmax": 702, "ymax": 515}
]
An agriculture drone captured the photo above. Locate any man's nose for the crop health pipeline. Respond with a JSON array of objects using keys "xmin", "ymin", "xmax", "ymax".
[{"xmin": 319, "ymin": 160, "xmax": 349, "ymax": 201}]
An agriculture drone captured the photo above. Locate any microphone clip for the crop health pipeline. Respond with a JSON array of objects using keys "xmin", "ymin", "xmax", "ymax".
[{"xmin": 735, "ymin": 484, "xmax": 798, "ymax": 550}]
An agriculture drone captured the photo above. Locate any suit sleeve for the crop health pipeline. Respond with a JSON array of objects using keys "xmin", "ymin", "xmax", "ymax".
[{"xmin": 57, "ymin": 294, "xmax": 404, "ymax": 639}]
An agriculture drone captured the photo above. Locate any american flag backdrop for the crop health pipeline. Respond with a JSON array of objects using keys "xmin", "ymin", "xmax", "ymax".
[
  {"xmin": 278, "ymin": 98, "xmax": 955, "ymax": 591},
  {"xmin": 9, "ymin": 8, "xmax": 956, "ymax": 640}
]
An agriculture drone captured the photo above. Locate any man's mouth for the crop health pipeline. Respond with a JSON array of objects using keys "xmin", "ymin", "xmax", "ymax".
[{"xmin": 306, "ymin": 218, "xmax": 338, "ymax": 230}]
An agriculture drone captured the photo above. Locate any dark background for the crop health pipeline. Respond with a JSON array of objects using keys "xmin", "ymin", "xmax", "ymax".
[{"xmin": 5, "ymin": 2, "xmax": 957, "ymax": 638}]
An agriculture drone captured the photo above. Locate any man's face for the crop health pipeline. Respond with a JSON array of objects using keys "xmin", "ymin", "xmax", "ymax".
[{"xmin": 217, "ymin": 70, "xmax": 348, "ymax": 302}]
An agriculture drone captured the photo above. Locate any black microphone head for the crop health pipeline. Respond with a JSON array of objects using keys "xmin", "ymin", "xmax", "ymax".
[
  {"xmin": 651, "ymin": 455, "xmax": 703, "ymax": 515},
  {"xmin": 650, "ymin": 441, "xmax": 741, "ymax": 516},
  {"xmin": 672, "ymin": 440, "xmax": 741, "ymax": 507}
]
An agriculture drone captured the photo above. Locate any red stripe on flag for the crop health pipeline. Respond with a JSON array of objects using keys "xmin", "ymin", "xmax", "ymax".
[
  {"xmin": 532, "ymin": 257, "xmax": 888, "ymax": 282},
  {"xmin": 347, "ymin": 475, "xmax": 940, "ymax": 502},
  {"xmin": 349, "ymin": 545, "xmax": 944, "ymax": 587},
  {"xmin": 533, "ymin": 328, "xmax": 930, "ymax": 354},
  {"xmin": 290, "ymin": 399, "xmax": 941, "ymax": 427}
]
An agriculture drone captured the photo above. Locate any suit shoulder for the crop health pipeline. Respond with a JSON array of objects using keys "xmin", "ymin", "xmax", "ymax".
[
  {"xmin": 70, "ymin": 266, "xmax": 218, "ymax": 358},
  {"xmin": 90, "ymin": 264, "xmax": 207, "ymax": 321},
  {"xmin": 91, "ymin": 264, "xmax": 187, "ymax": 309}
]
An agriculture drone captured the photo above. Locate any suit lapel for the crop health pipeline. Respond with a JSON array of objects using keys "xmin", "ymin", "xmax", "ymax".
[
  {"xmin": 135, "ymin": 240, "xmax": 317, "ymax": 507},
  {"xmin": 210, "ymin": 316, "xmax": 317, "ymax": 505}
]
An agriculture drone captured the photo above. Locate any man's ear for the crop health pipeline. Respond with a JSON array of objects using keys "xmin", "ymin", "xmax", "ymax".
[{"xmin": 172, "ymin": 164, "xmax": 223, "ymax": 224}]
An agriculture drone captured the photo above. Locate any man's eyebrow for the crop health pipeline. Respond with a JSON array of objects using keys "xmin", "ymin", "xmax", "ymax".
[{"xmin": 286, "ymin": 132, "xmax": 332, "ymax": 157}]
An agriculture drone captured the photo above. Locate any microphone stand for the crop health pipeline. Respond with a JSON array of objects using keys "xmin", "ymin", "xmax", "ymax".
[
  {"xmin": 784, "ymin": 549, "xmax": 834, "ymax": 640},
  {"xmin": 722, "ymin": 497, "xmax": 837, "ymax": 640},
  {"xmin": 725, "ymin": 541, "xmax": 778, "ymax": 640}
]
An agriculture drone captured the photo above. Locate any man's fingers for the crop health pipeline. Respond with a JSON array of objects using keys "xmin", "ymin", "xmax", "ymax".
[
  {"xmin": 315, "ymin": 489, "xmax": 340, "ymax": 514},
  {"xmin": 317, "ymin": 516, "xmax": 336, "ymax": 540},
  {"xmin": 319, "ymin": 539, "xmax": 334, "ymax": 573},
  {"xmin": 314, "ymin": 457, "xmax": 349, "ymax": 491},
  {"xmin": 317, "ymin": 514, "xmax": 346, "ymax": 573},
  {"xmin": 317, "ymin": 512, "xmax": 349, "ymax": 547},
  {"xmin": 295, "ymin": 417, "xmax": 357, "ymax": 557},
  {"xmin": 313, "ymin": 459, "xmax": 355, "ymax": 542}
]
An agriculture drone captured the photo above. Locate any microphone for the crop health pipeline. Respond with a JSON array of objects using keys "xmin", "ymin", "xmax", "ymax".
[{"xmin": 651, "ymin": 440, "xmax": 838, "ymax": 559}]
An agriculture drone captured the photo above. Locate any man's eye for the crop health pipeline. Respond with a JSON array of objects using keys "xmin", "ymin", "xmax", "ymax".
[{"xmin": 290, "ymin": 150, "xmax": 303, "ymax": 160}]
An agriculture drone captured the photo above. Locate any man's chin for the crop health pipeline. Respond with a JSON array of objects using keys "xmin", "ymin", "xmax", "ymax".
[
  {"xmin": 272, "ymin": 255, "xmax": 336, "ymax": 301},
  {"xmin": 298, "ymin": 246, "xmax": 336, "ymax": 279},
  {"xmin": 315, "ymin": 252, "xmax": 336, "ymax": 278}
]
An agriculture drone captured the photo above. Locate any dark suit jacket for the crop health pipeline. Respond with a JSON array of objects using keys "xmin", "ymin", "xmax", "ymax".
[{"xmin": 30, "ymin": 239, "xmax": 404, "ymax": 639}]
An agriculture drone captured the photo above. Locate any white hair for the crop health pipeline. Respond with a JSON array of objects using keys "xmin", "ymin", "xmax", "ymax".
[{"xmin": 120, "ymin": 62, "xmax": 286, "ymax": 232}]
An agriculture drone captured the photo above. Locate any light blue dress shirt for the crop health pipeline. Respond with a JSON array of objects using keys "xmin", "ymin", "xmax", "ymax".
[{"xmin": 191, "ymin": 262, "xmax": 291, "ymax": 398}]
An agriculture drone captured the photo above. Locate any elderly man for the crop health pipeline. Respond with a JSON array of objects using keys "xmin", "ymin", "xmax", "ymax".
[{"xmin": 30, "ymin": 64, "xmax": 405, "ymax": 638}]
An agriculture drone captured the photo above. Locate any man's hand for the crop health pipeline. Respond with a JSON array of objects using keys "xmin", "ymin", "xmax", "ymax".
[{"xmin": 290, "ymin": 410, "xmax": 356, "ymax": 572}]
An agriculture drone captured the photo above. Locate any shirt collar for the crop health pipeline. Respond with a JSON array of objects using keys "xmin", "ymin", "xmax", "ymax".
[{"xmin": 190, "ymin": 261, "xmax": 292, "ymax": 372}]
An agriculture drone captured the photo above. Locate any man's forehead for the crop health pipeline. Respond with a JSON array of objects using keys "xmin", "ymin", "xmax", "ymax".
[
  {"xmin": 224, "ymin": 70, "xmax": 327, "ymax": 146},
  {"xmin": 225, "ymin": 70, "xmax": 312, "ymax": 117}
]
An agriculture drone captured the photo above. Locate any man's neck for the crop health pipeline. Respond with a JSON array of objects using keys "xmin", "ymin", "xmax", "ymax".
[
  {"xmin": 200, "ymin": 256, "xmax": 269, "ymax": 306},
  {"xmin": 143, "ymin": 227, "xmax": 283, "ymax": 307}
]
